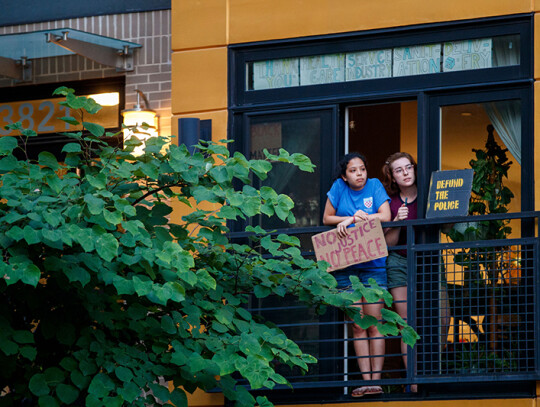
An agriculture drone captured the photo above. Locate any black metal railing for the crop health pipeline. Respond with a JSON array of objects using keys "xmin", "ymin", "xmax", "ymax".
[{"xmin": 231, "ymin": 211, "xmax": 540, "ymax": 398}]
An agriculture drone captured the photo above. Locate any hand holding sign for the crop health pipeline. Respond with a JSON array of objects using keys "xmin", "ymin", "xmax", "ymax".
[
  {"xmin": 311, "ymin": 218, "xmax": 388, "ymax": 272},
  {"xmin": 336, "ymin": 216, "xmax": 355, "ymax": 238}
]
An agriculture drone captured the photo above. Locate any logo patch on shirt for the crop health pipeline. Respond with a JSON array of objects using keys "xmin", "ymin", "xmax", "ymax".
[{"xmin": 364, "ymin": 197, "xmax": 373, "ymax": 209}]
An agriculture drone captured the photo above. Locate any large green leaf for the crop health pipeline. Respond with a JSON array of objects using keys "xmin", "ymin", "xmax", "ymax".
[
  {"xmin": 84, "ymin": 194, "xmax": 105, "ymax": 215},
  {"xmin": 56, "ymin": 383, "xmax": 80, "ymax": 405},
  {"xmin": 38, "ymin": 152, "xmax": 60, "ymax": 170},
  {"xmin": 38, "ymin": 395, "xmax": 60, "ymax": 407},
  {"xmin": 114, "ymin": 366, "xmax": 134, "ymax": 382},
  {"xmin": 169, "ymin": 388, "xmax": 188, "ymax": 407},
  {"xmin": 20, "ymin": 346, "xmax": 37, "ymax": 361},
  {"xmin": 86, "ymin": 173, "xmax": 107, "ymax": 189},
  {"xmin": 63, "ymin": 266, "xmax": 91, "ymax": 287},
  {"xmin": 6, "ymin": 225, "xmax": 24, "ymax": 241},
  {"xmin": 401, "ymin": 325, "xmax": 421, "ymax": 347},
  {"xmin": 103, "ymin": 209, "xmax": 123, "ymax": 225},
  {"xmin": 0, "ymin": 338, "xmax": 18, "ymax": 355},
  {"xmin": 0, "ymin": 136, "xmax": 18, "ymax": 153},
  {"xmin": 95, "ymin": 234, "xmax": 118, "ymax": 262},
  {"xmin": 70, "ymin": 370, "xmax": 90, "ymax": 390},
  {"xmin": 0, "ymin": 155, "xmax": 17, "ymax": 171},
  {"xmin": 21, "ymin": 264, "xmax": 41, "ymax": 287},
  {"xmin": 13, "ymin": 330, "xmax": 34, "ymax": 344},
  {"xmin": 83, "ymin": 122, "xmax": 105, "ymax": 137},
  {"xmin": 29, "ymin": 374, "xmax": 50, "ymax": 397},
  {"xmin": 118, "ymin": 382, "xmax": 140, "ymax": 403},
  {"xmin": 62, "ymin": 143, "xmax": 82, "ymax": 153},
  {"xmin": 88, "ymin": 373, "xmax": 114, "ymax": 398}
]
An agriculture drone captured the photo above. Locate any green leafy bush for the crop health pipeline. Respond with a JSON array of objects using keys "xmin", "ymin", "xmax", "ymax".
[{"xmin": 0, "ymin": 87, "xmax": 417, "ymax": 406}]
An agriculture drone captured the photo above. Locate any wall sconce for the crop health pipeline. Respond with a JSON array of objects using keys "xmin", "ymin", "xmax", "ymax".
[{"xmin": 121, "ymin": 89, "xmax": 158, "ymax": 156}]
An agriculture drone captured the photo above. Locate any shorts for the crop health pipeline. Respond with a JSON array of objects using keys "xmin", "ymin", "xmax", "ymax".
[
  {"xmin": 333, "ymin": 265, "xmax": 387, "ymax": 291},
  {"xmin": 386, "ymin": 251, "xmax": 408, "ymax": 289}
]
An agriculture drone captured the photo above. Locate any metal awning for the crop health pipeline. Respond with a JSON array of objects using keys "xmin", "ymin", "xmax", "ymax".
[{"xmin": 0, "ymin": 28, "xmax": 142, "ymax": 81}]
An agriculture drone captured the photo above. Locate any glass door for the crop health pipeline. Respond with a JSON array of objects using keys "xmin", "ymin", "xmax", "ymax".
[
  {"xmin": 239, "ymin": 107, "xmax": 342, "ymax": 397},
  {"xmin": 426, "ymin": 88, "xmax": 532, "ymax": 214},
  {"xmin": 244, "ymin": 107, "xmax": 335, "ymax": 232},
  {"xmin": 417, "ymin": 87, "xmax": 534, "ymax": 379}
]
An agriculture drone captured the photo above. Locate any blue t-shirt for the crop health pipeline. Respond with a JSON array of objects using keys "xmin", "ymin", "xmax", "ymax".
[{"xmin": 327, "ymin": 178, "xmax": 390, "ymax": 272}]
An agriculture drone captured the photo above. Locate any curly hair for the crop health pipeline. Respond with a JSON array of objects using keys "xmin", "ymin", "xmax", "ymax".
[
  {"xmin": 333, "ymin": 152, "xmax": 367, "ymax": 182},
  {"xmin": 382, "ymin": 152, "xmax": 417, "ymax": 196}
]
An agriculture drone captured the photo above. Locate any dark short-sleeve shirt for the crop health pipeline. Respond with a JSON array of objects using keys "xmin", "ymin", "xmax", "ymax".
[{"xmin": 389, "ymin": 194, "xmax": 417, "ymax": 257}]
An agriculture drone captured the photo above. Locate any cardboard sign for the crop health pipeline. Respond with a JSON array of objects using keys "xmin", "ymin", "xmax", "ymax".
[
  {"xmin": 426, "ymin": 169, "xmax": 474, "ymax": 218},
  {"xmin": 311, "ymin": 218, "xmax": 388, "ymax": 272}
]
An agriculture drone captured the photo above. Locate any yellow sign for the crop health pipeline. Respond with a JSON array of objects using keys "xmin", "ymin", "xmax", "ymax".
[
  {"xmin": 0, "ymin": 96, "xmax": 119, "ymax": 136},
  {"xmin": 426, "ymin": 169, "xmax": 474, "ymax": 218}
]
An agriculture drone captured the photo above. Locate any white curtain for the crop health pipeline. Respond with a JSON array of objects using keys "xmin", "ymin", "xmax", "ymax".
[
  {"xmin": 483, "ymin": 100, "xmax": 521, "ymax": 165},
  {"xmin": 482, "ymin": 37, "xmax": 521, "ymax": 164}
]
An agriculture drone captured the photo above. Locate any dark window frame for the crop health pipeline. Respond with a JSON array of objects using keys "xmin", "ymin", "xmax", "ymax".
[
  {"xmin": 229, "ymin": 14, "xmax": 534, "ymax": 224},
  {"xmin": 229, "ymin": 14, "xmax": 532, "ymax": 109},
  {"xmin": 422, "ymin": 85, "xmax": 534, "ymax": 216},
  {"xmin": 229, "ymin": 105, "xmax": 338, "ymax": 233},
  {"xmin": 227, "ymin": 15, "xmax": 536, "ymax": 402}
]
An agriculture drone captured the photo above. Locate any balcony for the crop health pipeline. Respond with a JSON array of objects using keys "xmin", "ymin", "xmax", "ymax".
[{"xmin": 232, "ymin": 211, "xmax": 540, "ymax": 402}]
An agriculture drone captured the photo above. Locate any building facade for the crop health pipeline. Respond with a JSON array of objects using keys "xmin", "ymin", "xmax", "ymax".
[
  {"xmin": 172, "ymin": 1, "xmax": 540, "ymax": 406},
  {"xmin": 0, "ymin": 1, "xmax": 172, "ymax": 158}
]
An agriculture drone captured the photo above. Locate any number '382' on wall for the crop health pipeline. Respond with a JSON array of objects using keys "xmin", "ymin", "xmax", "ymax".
[{"xmin": 0, "ymin": 97, "xmax": 119, "ymax": 136}]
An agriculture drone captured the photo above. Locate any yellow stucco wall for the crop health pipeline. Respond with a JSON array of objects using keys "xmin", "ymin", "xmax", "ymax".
[
  {"xmin": 292, "ymin": 400, "xmax": 535, "ymax": 407},
  {"xmin": 172, "ymin": 0, "xmax": 227, "ymax": 50},
  {"xmin": 174, "ymin": 0, "xmax": 533, "ymax": 51},
  {"xmin": 181, "ymin": 394, "xmax": 537, "ymax": 407},
  {"xmin": 171, "ymin": 48, "xmax": 228, "ymax": 114},
  {"xmin": 227, "ymin": 0, "xmax": 531, "ymax": 45}
]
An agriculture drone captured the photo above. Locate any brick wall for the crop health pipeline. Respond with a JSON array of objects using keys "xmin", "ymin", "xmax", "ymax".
[{"xmin": 0, "ymin": 9, "xmax": 172, "ymax": 138}]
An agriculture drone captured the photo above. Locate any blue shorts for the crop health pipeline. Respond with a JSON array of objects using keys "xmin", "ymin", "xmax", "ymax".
[{"xmin": 333, "ymin": 266, "xmax": 387, "ymax": 291}]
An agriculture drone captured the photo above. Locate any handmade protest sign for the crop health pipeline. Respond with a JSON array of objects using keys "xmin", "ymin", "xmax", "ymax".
[
  {"xmin": 426, "ymin": 169, "xmax": 474, "ymax": 218},
  {"xmin": 311, "ymin": 218, "xmax": 388, "ymax": 272}
]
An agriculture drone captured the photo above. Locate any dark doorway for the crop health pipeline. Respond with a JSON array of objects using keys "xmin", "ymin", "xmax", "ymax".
[{"xmin": 347, "ymin": 103, "xmax": 403, "ymax": 181}]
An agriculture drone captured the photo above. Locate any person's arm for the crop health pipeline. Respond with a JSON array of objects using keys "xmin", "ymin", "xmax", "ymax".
[
  {"xmin": 323, "ymin": 198, "xmax": 359, "ymax": 238},
  {"xmin": 354, "ymin": 200, "xmax": 391, "ymax": 223}
]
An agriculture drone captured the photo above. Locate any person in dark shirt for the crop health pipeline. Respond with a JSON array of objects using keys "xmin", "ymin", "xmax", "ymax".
[{"xmin": 382, "ymin": 152, "xmax": 418, "ymax": 393}]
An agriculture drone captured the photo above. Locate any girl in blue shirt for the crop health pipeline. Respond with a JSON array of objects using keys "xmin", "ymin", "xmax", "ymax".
[{"xmin": 323, "ymin": 152, "xmax": 391, "ymax": 397}]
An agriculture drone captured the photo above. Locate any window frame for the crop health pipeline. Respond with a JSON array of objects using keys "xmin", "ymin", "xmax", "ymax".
[
  {"xmin": 229, "ymin": 105, "xmax": 338, "ymax": 233},
  {"xmin": 229, "ymin": 14, "xmax": 532, "ymax": 108},
  {"xmin": 227, "ymin": 15, "xmax": 536, "ymax": 401}
]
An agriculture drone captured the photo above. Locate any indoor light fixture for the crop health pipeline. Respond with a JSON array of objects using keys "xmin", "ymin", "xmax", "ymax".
[
  {"xmin": 121, "ymin": 89, "xmax": 158, "ymax": 156},
  {"xmin": 88, "ymin": 92, "xmax": 120, "ymax": 106}
]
